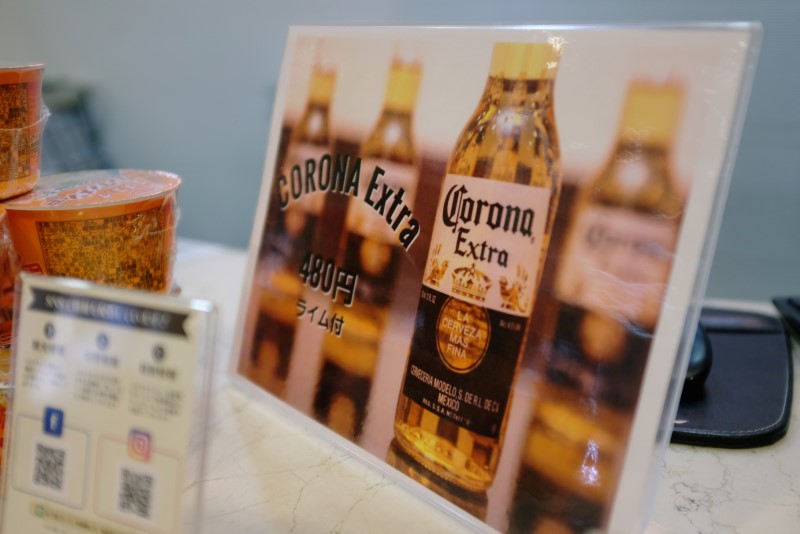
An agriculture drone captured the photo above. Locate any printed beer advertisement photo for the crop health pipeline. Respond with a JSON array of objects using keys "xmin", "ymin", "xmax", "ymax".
[{"xmin": 231, "ymin": 26, "xmax": 757, "ymax": 533}]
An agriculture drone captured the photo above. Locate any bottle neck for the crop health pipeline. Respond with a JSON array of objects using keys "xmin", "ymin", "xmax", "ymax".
[
  {"xmin": 293, "ymin": 103, "xmax": 330, "ymax": 147},
  {"xmin": 482, "ymin": 77, "xmax": 555, "ymax": 111},
  {"xmin": 292, "ymin": 67, "xmax": 335, "ymax": 147},
  {"xmin": 361, "ymin": 59, "xmax": 421, "ymax": 164},
  {"xmin": 382, "ymin": 60, "xmax": 421, "ymax": 114},
  {"xmin": 446, "ymin": 42, "xmax": 561, "ymax": 186},
  {"xmin": 447, "ymin": 75, "xmax": 559, "ymax": 184},
  {"xmin": 586, "ymin": 82, "xmax": 684, "ymax": 216},
  {"xmin": 591, "ymin": 142, "xmax": 682, "ymax": 216},
  {"xmin": 307, "ymin": 67, "xmax": 335, "ymax": 106},
  {"xmin": 361, "ymin": 109, "xmax": 415, "ymax": 163}
]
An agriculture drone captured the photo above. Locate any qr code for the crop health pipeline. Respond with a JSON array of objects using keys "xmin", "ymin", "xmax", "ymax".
[
  {"xmin": 33, "ymin": 442, "xmax": 65, "ymax": 491},
  {"xmin": 118, "ymin": 467, "xmax": 154, "ymax": 519},
  {"xmin": 36, "ymin": 206, "xmax": 170, "ymax": 291}
]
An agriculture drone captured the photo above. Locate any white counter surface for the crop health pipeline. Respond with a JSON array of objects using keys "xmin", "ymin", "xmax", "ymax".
[{"xmin": 175, "ymin": 240, "xmax": 799, "ymax": 533}]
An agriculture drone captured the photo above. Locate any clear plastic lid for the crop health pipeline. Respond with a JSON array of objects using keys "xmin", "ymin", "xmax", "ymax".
[{"xmin": 3, "ymin": 169, "xmax": 181, "ymax": 210}]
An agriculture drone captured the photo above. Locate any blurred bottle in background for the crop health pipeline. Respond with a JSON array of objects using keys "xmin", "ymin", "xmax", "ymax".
[
  {"xmin": 244, "ymin": 51, "xmax": 336, "ymax": 397},
  {"xmin": 312, "ymin": 49, "xmax": 422, "ymax": 439},
  {"xmin": 510, "ymin": 79, "xmax": 686, "ymax": 533}
]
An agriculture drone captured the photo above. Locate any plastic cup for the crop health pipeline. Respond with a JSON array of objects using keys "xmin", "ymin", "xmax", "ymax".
[
  {"xmin": 2, "ymin": 169, "xmax": 181, "ymax": 293},
  {"xmin": 0, "ymin": 62, "xmax": 48, "ymax": 200}
]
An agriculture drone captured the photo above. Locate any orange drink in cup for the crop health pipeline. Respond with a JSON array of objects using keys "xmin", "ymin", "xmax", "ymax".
[
  {"xmin": 3, "ymin": 169, "xmax": 181, "ymax": 293},
  {"xmin": 0, "ymin": 62, "xmax": 48, "ymax": 200}
]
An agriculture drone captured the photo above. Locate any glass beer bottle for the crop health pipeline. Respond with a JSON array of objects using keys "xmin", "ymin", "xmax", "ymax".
[
  {"xmin": 312, "ymin": 52, "xmax": 422, "ymax": 439},
  {"xmin": 246, "ymin": 58, "xmax": 336, "ymax": 397},
  {"xmin": 510, "ymin": 80, "xmax": 685, "ymax": 533},
  {"xmin": 386, "ymin": 439, "xmax": 488, "ymax": 520},
  {"xmin": 392, "ymin": 41, "xmax": 563, "ymax": 491}
]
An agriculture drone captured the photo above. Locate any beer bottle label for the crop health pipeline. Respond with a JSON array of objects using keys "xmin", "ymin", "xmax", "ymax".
[
  {"xmin": 402, "ymin": 173, "xmax": 550, "ymax": 438},
  {"xmin": 555, "ymin": 205, "xmax": 678, "ymax": 328}
]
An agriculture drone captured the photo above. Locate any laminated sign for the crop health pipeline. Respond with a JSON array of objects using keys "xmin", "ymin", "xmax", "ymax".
[
  {"xmin": 2, "ymin": 274, "xmax": 216, "ymax": 534},
  {"xmin": 232, "ymin": 24, "xmax": 760, "ymax": 533}
]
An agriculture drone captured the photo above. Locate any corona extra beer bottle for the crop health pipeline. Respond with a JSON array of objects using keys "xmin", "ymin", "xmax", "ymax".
[
  {"xmin": 245, "ymin": 57, "xmax": 336, "ymax": 397},
  {"xmin": 312, "ymin": 52, "xmax": 422, "ymax": 439},
  {"xmin": 510, "ymin": 80, "xmax": 685, "ymax": 533},
  {"xmin": 392, "ymin": 41, "xmax": 563, "ymax": 491}
]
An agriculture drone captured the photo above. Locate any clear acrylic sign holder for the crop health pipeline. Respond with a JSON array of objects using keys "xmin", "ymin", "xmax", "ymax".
[{"xmin": 230, "ymin": 23, "xmax": 761, "ymax": 533}]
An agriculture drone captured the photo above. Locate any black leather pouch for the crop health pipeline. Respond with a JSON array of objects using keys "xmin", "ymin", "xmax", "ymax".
[{"xmin": 671, "ymin": 308, "xmax": 793, "ymax": 448}]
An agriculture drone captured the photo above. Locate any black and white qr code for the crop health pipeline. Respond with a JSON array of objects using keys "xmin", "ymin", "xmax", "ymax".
[
  {"xmin": 33, "ymin": 443, "xmax": 66, "ymax": 491},
  {"xmin": 118, "ymin": 468, "xmax": 154, "ymax": 519}
]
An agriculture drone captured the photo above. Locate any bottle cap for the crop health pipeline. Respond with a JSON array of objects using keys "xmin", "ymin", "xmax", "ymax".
[
  {"xmin": 489, "ymin": 41, "xmax": 562, "ymax": 81},
  {"xmin": 619, "ymin": 80, "xmax": 684, "ymax": 146},
  {"xmin": 384, "ymin": 55, "xmax": 422, "ymax": 111}
]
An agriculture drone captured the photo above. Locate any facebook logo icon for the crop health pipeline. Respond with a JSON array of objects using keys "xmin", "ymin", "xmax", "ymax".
[{"xmin": 43, "ymin": 407, "xmax": 64, "ymax": 437}]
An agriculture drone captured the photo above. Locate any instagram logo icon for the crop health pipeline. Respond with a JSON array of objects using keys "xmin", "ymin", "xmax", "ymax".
[{"xmin": 128, "ymin": 429, "xmax": 152, "ymax": 462}]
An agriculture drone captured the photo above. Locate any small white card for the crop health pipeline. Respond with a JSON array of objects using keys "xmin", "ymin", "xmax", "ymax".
[{"xmin": 2, "ymin": 274, "xmax": 216, "ymax": 534}]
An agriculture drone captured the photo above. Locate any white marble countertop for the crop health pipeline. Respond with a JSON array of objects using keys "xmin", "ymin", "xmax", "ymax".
[{"xmin": 174, "ymin": 239, "xmax": 800, "ymax": 534}]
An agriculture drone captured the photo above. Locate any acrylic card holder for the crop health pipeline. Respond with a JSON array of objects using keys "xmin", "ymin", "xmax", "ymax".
[
  {"xmin": 2, "ymin": 274, "xmax": 217, "ymax": 534},
  {"xmin": 231, "ymin": 24, "xmax": 761, "ymax": 533}
]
